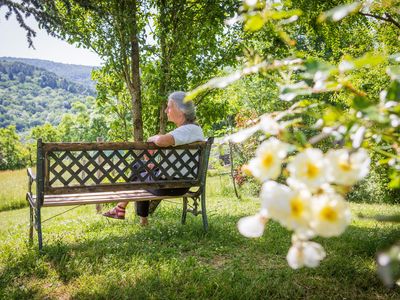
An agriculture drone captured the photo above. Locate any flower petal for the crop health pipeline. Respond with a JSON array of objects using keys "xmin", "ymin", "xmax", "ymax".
[{"xmin": 237, "ymin": 214, "xmax": 266, "ymax": 238}]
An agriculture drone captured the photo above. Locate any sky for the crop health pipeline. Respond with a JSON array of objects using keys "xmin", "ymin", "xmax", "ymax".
[{"xmin": 0, "ymin": 8, "xmax": 103, "ymax": 67}]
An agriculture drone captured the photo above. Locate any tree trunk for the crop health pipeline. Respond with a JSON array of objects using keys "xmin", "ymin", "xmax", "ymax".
[
  {"xmin": 159, "ymin": 102, "xmax": 167, "ymax": 134},
  {"xmin": 229, "ymin": 141, "xmax": 241, "ymax": 200},
  {"xmin": 158, "ymin": 0, "xmax": 168, "ymax": 134},
  {"xmin": 129, "ymin": 0, "xmax": 143, "ymax": 141}
]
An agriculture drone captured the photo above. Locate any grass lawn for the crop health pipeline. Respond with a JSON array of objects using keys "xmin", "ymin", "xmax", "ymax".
[
  {"xmin": 0, "ymin": 169, "xmax": 28, "ymax": 212},
  {"xmin": 0, "ymin": 172, "xmax": 399, "ymax": 299}
]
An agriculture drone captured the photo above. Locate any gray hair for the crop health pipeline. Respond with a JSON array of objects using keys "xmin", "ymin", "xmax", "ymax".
[{"xmin": 168, "ymin": 91, "xmax": 196, "ymax": 123}]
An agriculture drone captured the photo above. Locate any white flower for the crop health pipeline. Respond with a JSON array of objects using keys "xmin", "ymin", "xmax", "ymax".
[
  {"xmin": 237, "ymin": 209, "xmax": 268, "ymax": 238},
  {"xmin": 338, "ymin": 60, "xmax": 354, "ymax": 73},
  {"xmin": 260, "ymin": 181, "xmax": 312, "ymax": 232},
  {"xmin": 287, "ymin": 178, "xmax": 335, "ymax": 196},
  {"xmin": 326, "ymin": 149, "xmax": 370, "ymax": 185},
  {"xmin": 310, "ymin": 192, "xmax": 351, "ymax": 238},
  {"xmin": 224, "ymin": 124, "xmax": 260, "ymax": 143},
  {"xmin": 259, "ymin": 115, "xmax": 281, "ymax": 135},
  {"xmin": 245, "ymin": 0, "xmax": 258, "ymax": 7},
  {"xmin": 284, "ymin": 189, "xmax": 312, "ymax": 231},
  {"xmin": 261, "ymin": 181, "xmax": 291, "ymax": 219},
  {"xmin": 390, "ymin": 114, "xmax": 400, "ymax": 127},
  {"xmin": 351, "ymin": 126, "xmax": 366, "ymax": 148},
  {"xmin": 248, "ymin": 138, "xmax": 289, "ymax": 181},
  {"xmin": 287, "ymin": 148, "xmax": 329, "ymax": 189},
  {"xmin": 287, "ymin": 241, "xmax": 326, "ymax": 269}
]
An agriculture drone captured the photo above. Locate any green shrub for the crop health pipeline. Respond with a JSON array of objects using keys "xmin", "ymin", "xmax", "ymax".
[{"xmin": 348, "ymin": 163, "xmax": 400, "ymax": 204}]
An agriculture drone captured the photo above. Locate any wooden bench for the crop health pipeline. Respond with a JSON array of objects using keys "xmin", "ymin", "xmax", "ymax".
[{"xmin": 27, "ymin": 138, "xmax": 214, "ymax": 250}]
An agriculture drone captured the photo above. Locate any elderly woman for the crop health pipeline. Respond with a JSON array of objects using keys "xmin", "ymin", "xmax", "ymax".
[{"xmin": 103, "ymin": 91, "xmax": 204, "ymax": 225}]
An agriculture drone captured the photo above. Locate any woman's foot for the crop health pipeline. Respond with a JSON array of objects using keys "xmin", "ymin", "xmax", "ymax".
[
  {"xmin": 102, "ymin": 205, "xmax": 126, "ymax": 220},
  {"xmin": 140, "ymin": 216, "xmax": 149, "ymax": 226}
]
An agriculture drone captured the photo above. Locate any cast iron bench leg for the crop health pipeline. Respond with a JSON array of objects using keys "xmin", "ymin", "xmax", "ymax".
[
  {"xmin": 181, "ymin": 197, "xmax": 188, "ymax": 225},
  {"xmin": 201, "ymin": 190, "xmax": 208, "ymax": 231},
  {"xmin": 29, "ymin": 206, "xmax": 33, "ymax": 244},
  {"xmin": 36, "ymin": 207, "xmax": 43, "ymax": 251}
]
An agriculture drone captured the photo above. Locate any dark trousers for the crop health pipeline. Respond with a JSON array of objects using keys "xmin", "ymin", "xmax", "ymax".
[{"xmin": 130, "ymin": 162, "xmax": 189, "ymax": 217}]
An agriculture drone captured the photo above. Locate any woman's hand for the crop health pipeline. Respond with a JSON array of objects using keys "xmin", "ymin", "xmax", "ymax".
[
  {"xmin": 147, "ymin": 135, "xmax": 159, "ymax": 143},
  {"xmin": 147, "ymin": 134, "xmax": 175, "ymax": 147}
]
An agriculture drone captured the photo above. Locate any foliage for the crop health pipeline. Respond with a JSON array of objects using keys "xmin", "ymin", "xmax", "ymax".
[
  {"xmin": 348, "ymin": 157, "xmax": 400, "ymax": 205},
  {"xmin": 0, "ymin": 126, "xmax": 29, "ymax": 170},
  {"xmin": 64, "ymin": 0, "xmax": 242, "ymax": 139},
  {"xmin": 30, "ymin": 123, "xmax": 61, "ymax": 142},
  {"xmin": 92, "ymin": 66, "xmax": 133, "ymax": 141},
  {"xmin": 48, "ymin": 0, "xmax": 150, "ymax": 140},
  {"xmin": 145, "ymin": 0, "xmax": 241, "ymax": 132}
]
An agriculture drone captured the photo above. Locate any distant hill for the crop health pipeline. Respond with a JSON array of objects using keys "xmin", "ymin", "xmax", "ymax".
[
  {"xmin": 0, "ymin": 57, "xmax": 98, "ymax": 90},
  {"xmin": 0, "ymin": 60, "xmax": 96, "ymax": 132}
]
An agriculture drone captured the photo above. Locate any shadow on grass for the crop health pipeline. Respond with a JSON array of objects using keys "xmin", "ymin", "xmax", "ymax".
[{"xmin": 1, "ymin": 209, "xmax": 399, "ymax": 299}]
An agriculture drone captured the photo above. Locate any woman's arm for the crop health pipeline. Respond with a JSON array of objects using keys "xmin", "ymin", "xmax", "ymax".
[{"xmin": 147, "ymin": 134, "xmax": 175, "ymax": 147}]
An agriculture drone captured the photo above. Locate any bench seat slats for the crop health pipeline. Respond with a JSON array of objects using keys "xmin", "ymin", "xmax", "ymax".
[{"xmin": 33, "ymin": 190, "xmax": 187, "ymax": 207}]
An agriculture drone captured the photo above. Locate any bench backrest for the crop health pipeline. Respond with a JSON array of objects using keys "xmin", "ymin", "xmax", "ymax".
[{"xmin": 36, "ymin": 138, "xmax": 214, "ymax": 195}]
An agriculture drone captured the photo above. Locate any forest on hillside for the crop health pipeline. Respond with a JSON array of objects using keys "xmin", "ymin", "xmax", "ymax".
[
  {"xmin": 0, "ymin": 60, "xmax": 95, "ymax": 132},
  {"xmin": 0, "ymin": 57, "xmax": 97, "ymax": 89}
]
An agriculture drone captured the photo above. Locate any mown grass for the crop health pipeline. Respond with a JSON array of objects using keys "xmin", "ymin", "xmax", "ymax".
[
  {"xmin": 0, "ymin": 169, "xmax": 28, "ymax": 212},
  {"xmin": 0, "ymin": 174, "xmax": 399, "ymax": 299}
]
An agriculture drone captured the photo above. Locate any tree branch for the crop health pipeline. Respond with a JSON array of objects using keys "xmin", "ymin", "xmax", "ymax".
[
  {"xmin": 383, "ymin": 12, "xmax": 400, "ymax": 29},
  {"xmin": 359, "ymin": 12, "xmax": 400, "ymax": 30}
]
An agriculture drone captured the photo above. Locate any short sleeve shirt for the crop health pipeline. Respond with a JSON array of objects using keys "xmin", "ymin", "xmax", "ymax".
[{"xmin": 169, "ymin": 124, "xmax": 205, "ymax": 145}]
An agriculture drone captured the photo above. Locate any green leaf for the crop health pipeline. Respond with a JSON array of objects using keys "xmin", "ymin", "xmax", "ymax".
[
  {"xmin": 244, "ymin": 14, "xmax": 265, "ymax": 31},
  {"xmin": 278, "ymin": 31, "xmax": 295, "ymax": 46},
  {"xmin": 296, "ymin": 100, "xmax": 313, "ymax": 107},
  {"xmin": 352, "ymin": 95, "xmax": 371, "ymax": 110},
  {"xmin": 323, "ymin": 107, "xmax": 342, "ymax": 125},
  {"xmin": 303, "ymin": 58, "xmax": 335, "ymax": 79},
  {"xmin": 265, "ymin": 9, "xmax": 303, "ymax": 20},
  {"xmin": 363, "ymin": 106, "xmax": 389, "ymax": 123},
  {"xmin": 318, "ymin": 2, "xmax": 362, "ymax": 23},
  {"xmin": 389, "ymin": 174, "xmax": 400, "ymax": 189},
  {"xmin": 386, "ymin": 80, "xmax": 400, "ymax": 101},
  {"xmin": 352, "ymin": 53, "xmax": 386, "ymax": 69},
  {"xmin": 387, "ymin": 66, "xmax": 400, "ymax": 81},
  {"xmin": 294, "ymin": 129, "xmax": 307, "ymax": 146}
]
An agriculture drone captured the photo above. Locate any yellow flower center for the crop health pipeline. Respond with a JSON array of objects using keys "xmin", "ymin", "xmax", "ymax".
[
  {"xmin": 320, "ymin": 206, "xmax": 338, "ymax": 222},
  {"xmin": 339, "ymin": 161, "xmax": 352, "ymax": 172},
  {"xmin": 242, "ymin": 165, "xmax": 252, "ymax": 176},
  {"xmin": 262, "ymin": 153, "xmax": 274, "ymax": 169},
  {"xmin": 290, "ymin": 197, "xmax": 304, "ymax": 218},
  {"xmin": 306, "ymin": 162, "xmax": 319, "ymax": 179}
]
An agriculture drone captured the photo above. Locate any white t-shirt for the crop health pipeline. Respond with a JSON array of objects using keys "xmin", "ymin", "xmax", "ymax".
[
  {"xmin": 161, "ymin": 124, "xmax": 205, "ymax": 178},
  {"xmin": 169, "ymin": 124, "xmax": 205, "ymax": 145}
]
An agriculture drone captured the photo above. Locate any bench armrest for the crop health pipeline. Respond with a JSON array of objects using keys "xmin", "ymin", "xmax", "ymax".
[
  {"xmin": 27, "ymin": 168, "xmax": 36, "ymax": 181},
  {"xmin": 27, "ymin": 168, "xmax": 36, "ymax": 195}
]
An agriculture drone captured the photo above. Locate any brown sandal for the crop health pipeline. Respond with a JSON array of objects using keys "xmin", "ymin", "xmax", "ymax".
[{"xmin": 102, "ymin": 205, "xmax": 126, "ymax": 220}]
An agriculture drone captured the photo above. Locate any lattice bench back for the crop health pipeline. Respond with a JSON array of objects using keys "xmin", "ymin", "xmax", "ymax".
[{"xmin": 36, "ymin": 138, "xmax": 214, "ymax": 195}]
